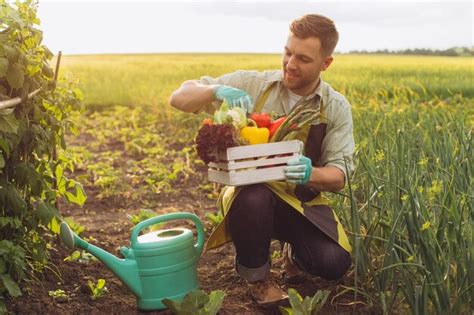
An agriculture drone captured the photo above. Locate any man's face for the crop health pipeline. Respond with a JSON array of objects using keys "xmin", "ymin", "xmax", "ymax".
[{"xmin": 282, "ymin": 33, "xmax": 333, "ymax": 96}]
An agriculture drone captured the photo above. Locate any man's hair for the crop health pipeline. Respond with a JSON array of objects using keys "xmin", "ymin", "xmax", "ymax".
[{"xmin": 290, "ymin": 14, "xmax": 339, "ymax": 57}]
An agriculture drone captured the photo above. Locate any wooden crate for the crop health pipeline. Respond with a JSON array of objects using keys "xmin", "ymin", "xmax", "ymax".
[{"xmin": 208, "ymin": 140, "xmax": 303, "ymax": 186}]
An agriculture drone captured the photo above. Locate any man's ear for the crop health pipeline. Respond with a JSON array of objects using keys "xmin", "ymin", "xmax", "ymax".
[{"xmin": 321, "ymin": 56, "xmax": 333, "ymax": 71}]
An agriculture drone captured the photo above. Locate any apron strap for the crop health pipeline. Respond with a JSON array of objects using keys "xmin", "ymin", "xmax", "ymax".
[{"xmin": 253, "ymin": 82, "xmax": 275, "ymax": 113}]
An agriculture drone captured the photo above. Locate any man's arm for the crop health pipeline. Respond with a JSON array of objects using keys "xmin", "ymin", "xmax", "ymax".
[
  {"xmin": 284, "ymin": 98, "xmax": 354, "ymax": 191},
  {"xmin": 169, "ymin": 80, "xmax": 218, "ymax": 113},
  {"xmin": 307, "ymin": 166, "xmax": 345, "ymax": 192}
]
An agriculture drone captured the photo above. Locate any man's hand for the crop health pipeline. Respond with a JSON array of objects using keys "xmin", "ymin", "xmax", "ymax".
[
  {"xmin": 214, "ymin": 85, "xmax": 253, "ymax": 113},
  {"xmin": 285, "ymin": 155, "xmax": 312, "ymax": 185}
]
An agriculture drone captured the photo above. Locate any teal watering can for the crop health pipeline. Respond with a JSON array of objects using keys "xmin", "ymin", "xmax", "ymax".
[{"xmin": 59, "ymin": 212, "xmax": 204, "ymax": 310}]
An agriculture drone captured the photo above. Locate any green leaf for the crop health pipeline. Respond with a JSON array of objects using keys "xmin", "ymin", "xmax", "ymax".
[
  {"xmin": 0, "ymin": 184, "xmax": 27, "ymax": 213},
  {"xmin": 181, "ymin": 290, "xmax": 209, "ymax": 313},
  {"xmin": 14, "ymin": 163, "xmax": 42, "ymax": 193},
  {"xmin": 288, "ymin": 288, "xmax": 304, "ymax": 313},
  {"xmin": 309, "ymin": 290, "xmax": 330, "ymax": 314},
  {"xmin": 162, "ymin": 298, "xmax": 182, "ymax": 314},
  {"xmin": 0, "ymin": 57, "xmax": 8, "ymax": 77},
  {"xmin": 48, "ymin": 216, "xmax": 62, "ymax": 234},
  {"xmin": 1, "ymin": 274, "xmax": 22, "ymax": 297},
  {"xmin": 42, "ymin": 62, "xmax": 54, "ymax": 78},
  {"xmin": 97, "ymin": 279, "xmax": 106, "ymax": 290},
  {"xmin": 0, "ymin": 114, "xmax": 20, "ymax": 134},
  {"xmin": 63, "ymin": 250, "xmax": 81, "ymax": 262},
  {"xmin": 4, "ymin": 46, "xmax": 19, "ymax": 63},
  {"xmin": 0, "ymin": 300, "xmax": 6, "ymax": 314},
  {"xmin": 6, "ymin": 63, "xmax": 24, "ymax": 89},
  {"xmin": 36, "ymin": 202, "xmax": 58, "ymax": 225},
  {"xmin": 64, "ymin": 181, "xmax": 87, "ymax": 206},
  {"xmin": 279, "ymin": 306, "xmax": 294, "ymax": 315},
  {"xmin": 0, "ymin": 139, "xmax": 10, "ymax": 155},
  {"xmin": 204, "ymin": 290, "xmax": 225, "ymax": 315},
  {"xmin": 0, "ymin": 258, "xmax": 6, "ymax": 273},
  {"xmin": 0, "ymin": 154, "xmax": 4, "ymax": 169}
]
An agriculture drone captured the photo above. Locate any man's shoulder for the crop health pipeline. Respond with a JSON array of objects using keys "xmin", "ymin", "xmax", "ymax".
[
  {"xmin": 322, "ymin": 81, "xmax": 351, "ymax": 111},
  {"xmin": 232, "ymin": 69, "xmax": 282, "ymax": 82}
]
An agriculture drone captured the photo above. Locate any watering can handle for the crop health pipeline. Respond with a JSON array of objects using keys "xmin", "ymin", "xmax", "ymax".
[{"xmin": 130, "ymin": 212, "xmax": 205, "ymax": 256}]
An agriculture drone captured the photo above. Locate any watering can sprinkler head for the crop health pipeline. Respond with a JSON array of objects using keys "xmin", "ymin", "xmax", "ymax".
[
  {"xmin": 60, "ymin": 222, "xmax": 88, "ymax": 250},
  {"xmin": 60, "ymin": 222, "xmax": 75, "ymax": 248}
]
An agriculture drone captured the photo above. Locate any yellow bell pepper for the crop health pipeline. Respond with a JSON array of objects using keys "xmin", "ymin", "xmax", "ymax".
[{"xmin": 240, "ymin": 126, "xmax": 269, "ymax": 145}]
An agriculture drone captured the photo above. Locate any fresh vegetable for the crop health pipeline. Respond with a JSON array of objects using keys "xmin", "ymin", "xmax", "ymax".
[
  {"xmin": 270, "ymin": 103, "xmax": 320, "ymax": 142},
  {"xmin": 240, "ymin": 125, "xmax": 270, "ymax": 145},
  {"xmin": 213, "ymin": 102, "xmax": 247, "ymax": 128},
  {"xmin": 195, "ymin": 124, "xmax": 240, "ymax": 164},
  {"xmin": 202, "ymin": 118, "xmax": 213, "ymax": 125},
  {"xmin": 250, "ymin": 112, "xmax": 272, "ymax": 128},
  {"xmin": 268, "ymin": 117, "xmax": 286, "ymax": 138}
]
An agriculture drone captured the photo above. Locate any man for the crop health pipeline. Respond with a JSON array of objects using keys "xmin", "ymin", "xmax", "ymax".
[{"xmin": 170, "ymin": 14, "xmax": 354, "ymax": 306}]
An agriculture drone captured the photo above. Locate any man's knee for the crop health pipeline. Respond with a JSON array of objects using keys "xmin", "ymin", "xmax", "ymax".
[
  {"xmin": 296, "ymin": 244, "xmax": 351, "ymax": 280},
  {"xmin": 230, "ymin": 184, "xmax": 274, "ymax": 216}
]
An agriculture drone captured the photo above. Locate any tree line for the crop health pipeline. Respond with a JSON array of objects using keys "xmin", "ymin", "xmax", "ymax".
[{"xmin": 343, "ymin": 47, "xmax": 473, "ymax": 56}]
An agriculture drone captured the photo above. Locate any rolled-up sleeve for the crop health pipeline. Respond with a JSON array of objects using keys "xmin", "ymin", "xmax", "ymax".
[
  {"xmin": 197, "ymin": 70, "xmax": 266, "ymax": 114},
  {"xmin": 320, "ymin": 99, "xmax": 355, "ymax": 182},
  {"xmin": 198, "ymin": 71, "xmax": 247, "ymax": 114}
]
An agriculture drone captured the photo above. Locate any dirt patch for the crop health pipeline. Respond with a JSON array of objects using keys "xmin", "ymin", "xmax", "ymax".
[{"xmin": 6, "ymin": 180, "xmax": 364, "ymax": 314}]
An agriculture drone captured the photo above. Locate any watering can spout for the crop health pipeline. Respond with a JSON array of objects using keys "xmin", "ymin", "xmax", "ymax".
[{"xmin": 59, "ymin": 222, "xmax": 142, "ymax": 298}]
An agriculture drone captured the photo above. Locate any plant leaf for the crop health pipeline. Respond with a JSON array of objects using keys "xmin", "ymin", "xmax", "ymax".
[
  {"xmin": 0, "ymin": 114, "xmax": 20, "ymax": 134},
  {"xmin": 6, "ymin": 62, "xmax": 24, "ymax": 89},
  {"xmin": 36, "ymin": 202, "xmax": 59, "ymax": 225},
  {"xmin": 97, "ymin": 279, "xmax": 106, "ymax": 289},
  {"xmin": 4, "ymin": 45, "xmax": 19, "ymax": 63},
  {"xmin": 162, "ymin": 298, "xmax": 182, "ymax": 314},
  {"xmin": 287, "ymin": 288, "xmax": 304, "ymax": 313},
  {"xmin": 279, "ymin": 306, "xmax": 294, "ymax": 315},
  {"xmin": 309, "ymin": 290, "xmax": 330, "ymax": 314},
  {"xmin": 0, "ymin": 57, "xmax": 8, "ymax": 77},
  {"xmin": 64, "ymin": 181, "xmax": 87, "ymax": 206},
  {"xmin": 1, "ymin": 274, "xmax": 22, "ymax": 297},
  {"xmin": 181, "ymin": 290, "xmax": 209, "ymax": 313},
  {"xmin": 204, "ymin": 290, "xmax": 225, "ymax": 315}
]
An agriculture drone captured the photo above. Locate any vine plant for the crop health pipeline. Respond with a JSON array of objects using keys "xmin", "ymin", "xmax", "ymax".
[{"xmin": 0, "ymin": 1, "xmax": 85, "ymax": 311}]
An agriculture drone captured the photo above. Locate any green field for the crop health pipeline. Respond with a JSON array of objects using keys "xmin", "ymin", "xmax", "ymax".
[
  {"xmin": 58, "ymin": 53, "xmax": 474, "ymax": 108},
  {"xmin": 60, "ymin": 54, "xmax": 473, "ymax": 313}
]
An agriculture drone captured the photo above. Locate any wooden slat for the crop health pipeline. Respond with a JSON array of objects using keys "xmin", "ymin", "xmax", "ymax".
[
  {"xmin": 219, "ymin": 140, "xmax": 303, "ymax": 161},
  {"xmin": 208, "ymin": 166, "xmax": 287, "ymax": 186},
  {"xmin": 209, "ymin": 155, "xmax": 296, "ymax": 171}
]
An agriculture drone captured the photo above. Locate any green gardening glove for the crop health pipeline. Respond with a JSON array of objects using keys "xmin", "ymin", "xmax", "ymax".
[
  {"xmin": 214, "ymin": 85, "xmax": 253, "ymax": 113},
  {"xmin": 285, "ymin": 155, "xmax": 312, "ymax": 185}
]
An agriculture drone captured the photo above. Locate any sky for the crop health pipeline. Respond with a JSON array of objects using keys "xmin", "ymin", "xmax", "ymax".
[{"xmin": 36, "ymin": 0, "xmax": 473, "ymax": 55}]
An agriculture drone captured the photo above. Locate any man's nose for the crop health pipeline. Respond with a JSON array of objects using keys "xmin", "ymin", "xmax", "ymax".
[{"xmin": 286, "ymin": 56, "xmax": 297, "ymax": 70}]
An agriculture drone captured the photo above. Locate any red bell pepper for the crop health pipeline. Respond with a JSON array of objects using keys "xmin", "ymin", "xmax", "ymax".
[
  {"xmin": 249, "ymin": 112, "xmax": 272, "ymax": 129},
  {"xmin": 268, "ymin": 117, "xmax": 286, "ymax": 138}
]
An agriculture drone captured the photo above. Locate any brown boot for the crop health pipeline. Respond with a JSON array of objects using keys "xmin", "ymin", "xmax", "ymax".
[
  {"xmin": 248, "ymin": 278, "xmax": 288, "ymax": 306},
  {"xmin": 282, "ymin": 243, "xmax": 305, "ymax": 284}
]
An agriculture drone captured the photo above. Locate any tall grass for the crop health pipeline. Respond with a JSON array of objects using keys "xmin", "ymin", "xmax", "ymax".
[
  {"xmin": 337, "ymin": 89, "xmax": 473, "ymax": 314},
  {"xmin": 60, "ymin": 54, "xmax": 473, "ymax": 313}
]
